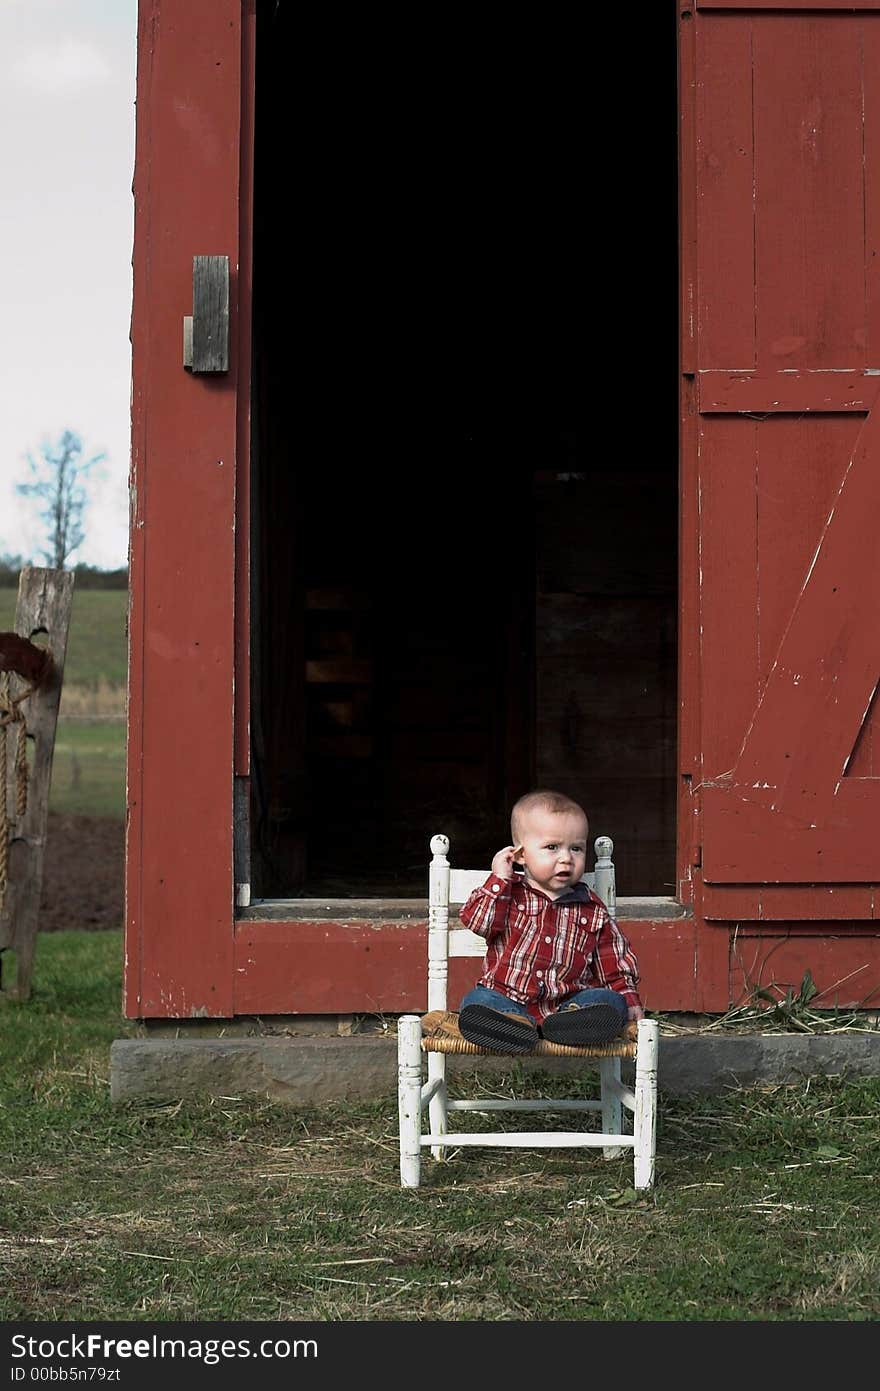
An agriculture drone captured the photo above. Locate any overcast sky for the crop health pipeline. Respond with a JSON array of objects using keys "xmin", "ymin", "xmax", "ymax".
[{"xmin": 0, "ymin": 0, "xmax": 136, "ymax": 569}]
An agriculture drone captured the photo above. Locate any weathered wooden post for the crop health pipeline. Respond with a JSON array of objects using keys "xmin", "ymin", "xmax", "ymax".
[{"xmin": 0, "ymin": 567, "xmax": 75, "ymax": 1002}]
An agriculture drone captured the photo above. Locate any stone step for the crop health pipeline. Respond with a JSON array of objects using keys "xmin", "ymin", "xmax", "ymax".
[{"xmin": 109, "ymin": 1031, "xmax": 880, "ymax": 1106}]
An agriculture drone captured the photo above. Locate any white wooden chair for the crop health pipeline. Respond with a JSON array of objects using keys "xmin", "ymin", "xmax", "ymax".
[{"xmin": 397, "ymin": 834, "xmax": 659, "ymax": 1190}]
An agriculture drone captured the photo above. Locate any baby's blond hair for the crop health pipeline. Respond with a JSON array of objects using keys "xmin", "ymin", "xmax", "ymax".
[{"xmin": 511, "ymin": 789, "xmax": 588, "ymax": 844}]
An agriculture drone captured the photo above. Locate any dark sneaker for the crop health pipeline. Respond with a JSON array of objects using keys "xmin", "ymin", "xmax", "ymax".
[
  {"xmin": 540, "ymin": 1001, "xmax": 625, "ymax": 1046},
  {"xmin": 458, "ymin": 1005, "xmax": 538, "ymax": 1053}
]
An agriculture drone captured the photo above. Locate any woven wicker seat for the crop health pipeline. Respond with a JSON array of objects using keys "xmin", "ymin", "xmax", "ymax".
[
  {"xmin": 419, "ymin": 1009, "xmax": 639, "ymax": 1059},
  {"xmin": 397, "ymin": 835, "xmax": 659, "ymax": 1190}
]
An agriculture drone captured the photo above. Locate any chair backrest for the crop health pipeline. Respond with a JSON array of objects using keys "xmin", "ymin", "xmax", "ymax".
[{"xmin": 427, "ymin": 833, "xmax": 616, "ymax": 1011}]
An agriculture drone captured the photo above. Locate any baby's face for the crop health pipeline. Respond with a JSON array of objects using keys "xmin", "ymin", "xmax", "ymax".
[{"xmin": 514, "ymin": 809, "xmax": 588, "ymax": 899}]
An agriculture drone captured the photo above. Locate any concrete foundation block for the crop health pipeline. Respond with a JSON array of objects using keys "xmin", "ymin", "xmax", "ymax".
[
  {"xmin": 109, "ymin": 1031, "xmax": 880, "ymax": 1106},
  {"xmin": 110, "ymin": 1037, "xmax": 397, "ymax": 1105},
  {"xmin": 658, "ymin": 1031, "xmax": 880, "ymax": 1093}
]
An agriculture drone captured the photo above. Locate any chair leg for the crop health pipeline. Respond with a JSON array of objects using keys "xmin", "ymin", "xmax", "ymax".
[
  {"xmin": 633, "ymin": 1019, "xmax": 659, "ymax": 1191},
  {"xmin": 599, "ymin": 1056, "xmax": 624, "ymax": 1160},
  {"xmin": 427, "ymin": 1051, "xmax": 448, "ymax": 1160},
  {"xmin": 398, "ymin": 1015, "xmax": 423, "ymax": 1187}
]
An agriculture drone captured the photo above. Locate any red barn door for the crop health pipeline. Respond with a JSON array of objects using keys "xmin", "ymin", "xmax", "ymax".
[{"xmin": 687, "ymin": 1, "xmax": 880, "ymax": 923}]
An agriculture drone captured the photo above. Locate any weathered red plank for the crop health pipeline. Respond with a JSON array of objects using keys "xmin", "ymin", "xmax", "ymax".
[
  {"xmin": 694, "ymin": 924, "xmax": 733, "ymax": 1014},
  {"xmin": 234, "ymin": 2, "xmax": 256, "ymax": 777},
  {"xmin": 233, "ymin": 921, "xmax": 425, "ymax": 1014},
  {"xmin": 698, "ymin": 373, "xmax": 880, "ymax": 413},
  {"xmin": 756, "ymin": 415, "xmax": 861, "ymax": 685},
  {"xmin": 679, "ymin": 6, "xmax": 697, "ymax": 373},
  {"xmin": 621, "ymin": 918, "xmax": 700, "ymax": 1015},
  {"xmin": 700, "ymin": 884, "xmax": 767, "ymax": 923},
  {"xmin": 696, "ymin": 13, "xmax": 755, "ymax": 367},
  {"xmin": 678, "ymin": 0, "xmax": 700, "ymax": 904},
  {"xmin": 705, "ymin": 780, "xmax": 880, "ymax": 881},
  {"xmin": 727, "ymin": 408, "xmax": 880, "ymax": 815},
  {"xmin": 677, "ymin": 376, "xmax": 700, "ymax": 907},
  {"xmin": 125, "ymin": 0, "xmax": 152, "ymax": 1017},
  {"xmin": 754, "ymin": 14, "xmax": 864, "ymax": 372},
  {"xmin": 126, "ymin": 0, "xmax": 243, "ymax": 1017},
  {"xmin": 703, "ymin": 882, "xmax": 874, "ymax": 921},
  {"xmin": 750, "ymin": 412, "xmax": 875, "ymax": 901},
  {"xmin": 862, "ymin": 11, "xmax": 880, "ymax": 781},
  {"xmin": 231, "ymin": 918, "xmax": 700, "ymax": 1017},
  {"xmin": 730, "ymin": 930, "xmax": 880, "ymax": 1011},
  {"xmin": 698, "ymin": 416, "xmax": 759, "ymax": 781},
  {"xmin": 867, "ymin": 22, "xmax": 880, "ymax": 363},
  {"xmin": 848, "ymin": 686, "xmax": 877, "ymax": 778},
  {"xmin": 698, "ymin": 1, "xmax": 880, "ymax": 9}
]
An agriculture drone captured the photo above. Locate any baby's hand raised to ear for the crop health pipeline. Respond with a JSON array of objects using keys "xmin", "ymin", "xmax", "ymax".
[{"xmin": 491, "ymin": 846, "xmax": 518, "ymax": 879}]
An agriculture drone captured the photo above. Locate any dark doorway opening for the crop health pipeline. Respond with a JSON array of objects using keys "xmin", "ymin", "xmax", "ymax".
[{"xmin": 249, "ymin": 4, "xmax": 678, "ymax": 898}]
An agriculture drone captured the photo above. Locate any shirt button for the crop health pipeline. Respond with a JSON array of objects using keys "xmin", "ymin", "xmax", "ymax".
[
  {"xmin": 580, "ymin": 917, "xmax": 588, "ymax": 924},
  {"xmin": 545, "ymin": 936, "xmax": 552, "ymax": 944},
  {"xmin": 492, "ymin": 884, "xmax": 499, "ymax": 892},
  {"xmin": 536, "ymin": 970, "xmax": 543, "ymax": 978}
]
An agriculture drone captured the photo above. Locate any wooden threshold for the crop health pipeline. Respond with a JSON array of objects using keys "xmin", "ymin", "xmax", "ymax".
[{"xmin": 238, "ymin": 896, "xmax": 693, "ymax": 922}]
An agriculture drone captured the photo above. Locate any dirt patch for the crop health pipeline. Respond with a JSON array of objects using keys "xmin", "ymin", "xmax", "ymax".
[{"xmin": 40, "ymin": 813, "xmax": 124, "ymax": 932}]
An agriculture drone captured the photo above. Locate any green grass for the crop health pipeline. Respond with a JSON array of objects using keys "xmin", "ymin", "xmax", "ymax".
[
  {"xmin": 1, "ymin": 933, "xmax": 879, "ymax": 1321},
  {"xmin": 0, "ymin": 587, "xmax": 128, "ymax": 688},
  {"xmin": 49, "ymin": 720, "xmax": 126, "ymax": 819},
  {"xmin": 1, "ymin": 587, "xmax": 128, "ymax": 820}
]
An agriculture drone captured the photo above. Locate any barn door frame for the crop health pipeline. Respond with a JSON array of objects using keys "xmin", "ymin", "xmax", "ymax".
[{"xmin": 126, "ymin": 0, "xmax": 255, "ymax": 1017}]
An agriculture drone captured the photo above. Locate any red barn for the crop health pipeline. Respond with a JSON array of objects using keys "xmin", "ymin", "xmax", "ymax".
[{"xmin": 125, "ymin": 0, "xmax": 880, "ymax": 1027}]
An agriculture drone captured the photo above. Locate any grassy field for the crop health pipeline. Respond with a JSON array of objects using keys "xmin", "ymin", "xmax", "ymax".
[
  {"xmin": 0, "ymin": 932, "xmax": 879, "ymax": 1322},
  {"xmin": 1, "ymin": 586, "xmax": 127, "ymax": 819},
  {"xmin": 49, "ymin": 721, "xmax": 126, "ymax": 819},
  {"xmin": 0, "ymin": 586, "xmax": 128, "ymax": 689}
]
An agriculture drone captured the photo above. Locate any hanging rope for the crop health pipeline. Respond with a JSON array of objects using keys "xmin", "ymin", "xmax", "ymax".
[{"xmin": 0, "ymin": 635, "xmax": 54, "ymax": 914}]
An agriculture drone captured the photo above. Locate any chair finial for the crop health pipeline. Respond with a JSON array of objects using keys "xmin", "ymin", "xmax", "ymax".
[
  {"xmin": 594, "ymin": 835, "xmax": 613, "ymax": 861},
  {"xmin": 430, "ymin": 834, "xmax": 449, "ymax": 857}
]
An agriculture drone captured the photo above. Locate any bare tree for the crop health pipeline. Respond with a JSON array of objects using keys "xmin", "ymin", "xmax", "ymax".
[
  {"xmin": 16, "ymin": 430, "xmax": 106, "ymax": 569},
  {"xmin": 0, "ymin": 552, "xmax": 25, "ymax": 585}
]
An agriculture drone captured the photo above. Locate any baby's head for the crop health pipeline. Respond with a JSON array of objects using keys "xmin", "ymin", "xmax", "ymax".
[{"xmin": 510, "ymin": 789, "xmax": 589, "ymax": 898}]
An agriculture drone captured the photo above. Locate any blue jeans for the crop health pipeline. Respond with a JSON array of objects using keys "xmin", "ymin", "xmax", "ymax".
[{"xmin": 459, "ymin": 985, "xmax": 627, "ymax": 1029}]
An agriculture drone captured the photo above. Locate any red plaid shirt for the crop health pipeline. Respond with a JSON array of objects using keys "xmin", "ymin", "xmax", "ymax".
[{"xmin": 459, "ymin": 873, "xmax": 642, "ymax": 1022}]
